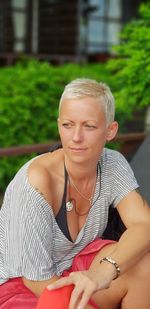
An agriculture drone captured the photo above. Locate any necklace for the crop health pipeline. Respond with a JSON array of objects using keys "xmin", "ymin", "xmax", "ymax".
[
  {"xmin": 67, "ymin": 198, "xmax": 91, "ymax": 216},
  {"xmin": 69, "ymin": 177, "xmax": 94, "ymax": 203},
  {"xmin": 66, "ymin": 167, "xmax": 97, "ymax": 215},
  {"xmin": 69, "ymin": 177, "xmax": 95, "ymax": 204},
  {"xmin": 66, "ymin": 200, "xmax": 74, "ymax": 212},
  {"xmin": 66, "ymin": 162, "xmax": 101, "ymax": 215}
]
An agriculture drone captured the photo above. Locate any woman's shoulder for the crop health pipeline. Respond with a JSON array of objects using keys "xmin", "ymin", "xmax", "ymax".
[
  {"xmin": 28, "ymin": 148, "xmax": 64, "ymax": 180},
  {"xmin": 101, "ymin": 148, "xmax": 127, "ymax": 166},
  {"xmin": 27, "ymin": 149, "xmax": 64, "ymax": 206},
  {"xmin": 28, "ymin": 153, "xmax": 51, "ymax": 186}
]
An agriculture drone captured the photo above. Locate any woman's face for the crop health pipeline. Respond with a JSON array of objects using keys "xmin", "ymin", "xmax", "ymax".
[{"xmin": 58, "ymin": 96, "xmax": 117, "ymax": 165}]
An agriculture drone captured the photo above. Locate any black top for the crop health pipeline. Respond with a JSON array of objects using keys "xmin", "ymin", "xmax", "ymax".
[{"xmin": 55, "ymin": 167, "xmax": 73, "ymax": 241}]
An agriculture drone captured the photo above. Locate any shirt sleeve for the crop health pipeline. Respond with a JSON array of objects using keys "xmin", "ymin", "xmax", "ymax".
[
  {"xmin": 111, "ymin": 152, "xmax": 139, "ymax": 207},
  {"xmin": 7, "ymin": 183, "xmax": 56, "ymax": 281}
]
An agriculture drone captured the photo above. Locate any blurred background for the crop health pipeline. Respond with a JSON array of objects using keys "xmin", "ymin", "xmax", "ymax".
[
  {"xmin": 0, "ymin": 0, "xmax": 143, "ymax": 65},
  {"xmin": 0, "ymin": 0, "xmax": 150, "ymax": 195}
]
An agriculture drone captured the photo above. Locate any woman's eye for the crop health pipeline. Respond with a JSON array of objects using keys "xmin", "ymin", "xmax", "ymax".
[
  {"xmin": 62, "ymin": 123, "xmax": 72, "ymax": 128},
  {"xmin": 85, "ymin": 124, "xmax": 96, "ymax": 129}
]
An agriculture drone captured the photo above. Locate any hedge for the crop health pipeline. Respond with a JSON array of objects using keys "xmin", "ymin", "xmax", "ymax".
[{"xmin": 0, "ymin": 60, "xmax": 112, "ymax": 192}]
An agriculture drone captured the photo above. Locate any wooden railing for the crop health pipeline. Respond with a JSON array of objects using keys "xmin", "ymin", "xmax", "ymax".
[
  {"xmin": 113, "ymin": 132, "xmax": 146, "ymax": 159},
  {"xmin": 0, "ymin": 141, "xmax": 54, "ymax": 157},
  {"xmin": 0, "ymin": 132, "xmax": 146, "ymax": 159}
]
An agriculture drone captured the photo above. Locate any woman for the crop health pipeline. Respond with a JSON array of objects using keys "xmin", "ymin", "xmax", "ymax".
[{"xmin": 0, "ymin": 78, "xmax": 150, "ymax": 309}]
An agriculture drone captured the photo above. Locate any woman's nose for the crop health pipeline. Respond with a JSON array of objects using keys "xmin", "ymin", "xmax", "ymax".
[{"xmin": 72, "ymin": 126, "xmax": 83, "ymax": 142}]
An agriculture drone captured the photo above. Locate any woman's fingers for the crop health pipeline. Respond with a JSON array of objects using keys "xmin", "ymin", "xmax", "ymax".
[
  {"xmin": 47, "ymin": 271, "xmax": 98, "ymax": 309},
  {"xmin": 68, "ymin": 272, "xmax": 97, "ymax": 309},
  {"xmin": 69, "ymin": 285, "xmax": 95, "ymax": 309},
  {"xmin": 75, "ymin": 291, "xmax": 93, "ymax": 309},
  {"xmin": 68, "ymin": 284, "xmax": 83, "ymax": 309},
  {"xmin": 47, "ymin": 276, "xmax": 73, "ymax": 290},
  {"xmin": 47, "ymin": 271, "xmax": 85, "ymax": 290}
]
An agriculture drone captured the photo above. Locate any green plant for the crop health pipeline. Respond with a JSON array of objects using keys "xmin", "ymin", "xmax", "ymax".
[
  {"xmin": 107, "ymin": 2, "xmax": 150, "ymax": 130},
  {"xmin": 0, "ymin": 59, "xmax": 112, "ymax": 192}
]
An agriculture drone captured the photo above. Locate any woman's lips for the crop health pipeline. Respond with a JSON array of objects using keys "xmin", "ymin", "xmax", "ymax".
[{"xmin": 69, "ymin": 147, "xmax": 87, "ymax": 152}]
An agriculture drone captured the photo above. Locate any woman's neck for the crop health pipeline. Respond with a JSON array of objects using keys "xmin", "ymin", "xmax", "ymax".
[{"xmin": 64, "ymin": 157, "xmax": 98, "ymax": 184}]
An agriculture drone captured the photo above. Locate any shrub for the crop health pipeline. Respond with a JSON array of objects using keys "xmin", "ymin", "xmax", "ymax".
[
  {"xmin": 2, "ymin": 0, "xmax": 149, "ymax": 193},
  {"xmin": 107, "ymin": 2, "xmax": 150, "ymax": 130},
  {"xmin": 0, "ymin": 59, "xmax": 112, "ymax": 192}
]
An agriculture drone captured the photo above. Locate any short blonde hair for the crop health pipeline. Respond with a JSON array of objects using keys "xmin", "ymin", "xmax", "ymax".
[{"xmin": 59, "ymin": 78, "xmax": 115, "ymax": 124}]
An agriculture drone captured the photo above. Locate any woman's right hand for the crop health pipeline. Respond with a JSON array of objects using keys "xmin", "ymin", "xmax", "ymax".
[{"xmin": 47, "ymin": 264, "xmax": 116, "ymax": 309}]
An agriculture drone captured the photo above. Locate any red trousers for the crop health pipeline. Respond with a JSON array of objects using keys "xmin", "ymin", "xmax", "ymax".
[
  {"xmin": 0, "ymin": 277, "xmax": 37, "ymax": 309},
  {"xmin": 0, "ymin": 239, "xmax": 114, "ymax": 308}
]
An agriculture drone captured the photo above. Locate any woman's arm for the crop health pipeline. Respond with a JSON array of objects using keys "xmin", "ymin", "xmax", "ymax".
[
  {"xmin": 107, "ymin": 189, "xmax": 150, "ymax": 273},
  {"xmin": 47, "ymin": 190, "xmax": 150, "ymax": 309}
]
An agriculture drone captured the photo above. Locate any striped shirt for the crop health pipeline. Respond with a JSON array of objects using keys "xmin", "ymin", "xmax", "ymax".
[{"xmin": 0, "ymin": 148, "xmax": 138, "ymax": 284}]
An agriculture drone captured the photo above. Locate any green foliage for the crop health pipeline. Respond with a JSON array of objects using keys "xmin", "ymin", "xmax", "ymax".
[
  {"xmin": 1, "ymin": 2, "xmax": 149, "ymax": 192},
  {"xmin": 0, "ymin": 59, "xmax": 112, "ymax": 192},
  {"xmin": 107, "ymin": 2, "xmax": 150, "ymax": 129}
]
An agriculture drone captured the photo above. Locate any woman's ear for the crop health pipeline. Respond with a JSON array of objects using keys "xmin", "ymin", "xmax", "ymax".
[{"xmin": 106, "ymin": 121, "xmax": 118, "ymax": 142}]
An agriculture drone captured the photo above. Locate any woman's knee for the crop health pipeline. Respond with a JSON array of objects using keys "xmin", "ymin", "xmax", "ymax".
[
  {"xmin": 120, "ymin": 252, "xmax": 150, "ymax": 309},
  {"xmin": 126, "ymin": 251, "xmax": 150, "ymax": 281},
  {"xmin": 92, "ymin": 276, "xmax": 127, "ymax": 309},
  {"xmin": 91, "ymin": 247, "xmax": 150, "ymax": 309}
]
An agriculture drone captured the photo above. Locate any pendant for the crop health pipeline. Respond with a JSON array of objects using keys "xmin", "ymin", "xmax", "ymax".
[{"xmin": 66, "ymin": 200, "xmax": 73, "ymax": 212}]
